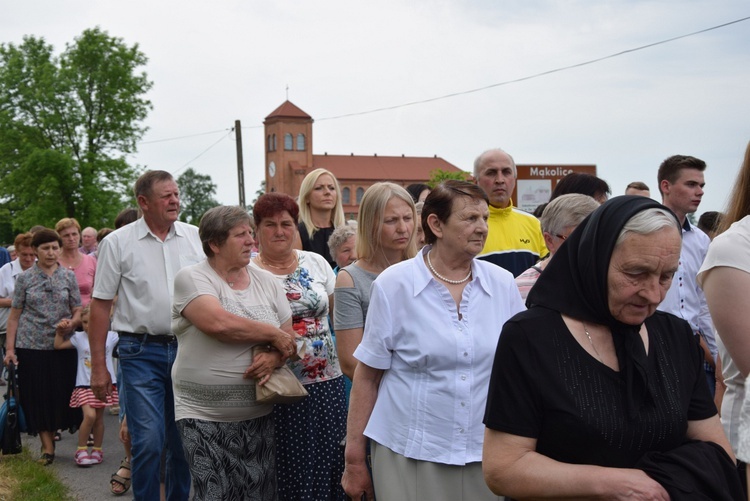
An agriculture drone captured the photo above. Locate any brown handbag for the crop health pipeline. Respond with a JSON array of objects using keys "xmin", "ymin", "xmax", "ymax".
[{"xmin": 253, "ymin": 345, "xmax": 309, "ymax": 404}]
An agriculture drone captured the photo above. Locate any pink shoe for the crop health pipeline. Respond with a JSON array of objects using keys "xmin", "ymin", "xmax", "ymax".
[
  {"xmin": 75, "ymin": 449, "xmax": 93, "ymax": 467},
  {"xmin": 89, "ymin": 449, "xmax": 103, "ymax": 465}
]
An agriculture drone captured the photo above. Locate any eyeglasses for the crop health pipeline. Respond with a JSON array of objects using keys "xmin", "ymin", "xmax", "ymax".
[{"xmin": 554, "ymin": 234, "xmax": 569, "ymax": 241}]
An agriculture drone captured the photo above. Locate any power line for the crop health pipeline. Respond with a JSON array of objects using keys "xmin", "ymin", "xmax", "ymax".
[
  {"xmin": 171, "ymin": 130, "xmax": 233, "ymax": 176},
  {"xmin": 139, "ymin": 128, "xmax": 230, "ymax": 145},
  {"xmin": 315, "ymin": 15, "xmax": 750, "ymax": 121},
  {"xmin": 163, "ymin": 15, "xmax": 749, "ymax": 165}
]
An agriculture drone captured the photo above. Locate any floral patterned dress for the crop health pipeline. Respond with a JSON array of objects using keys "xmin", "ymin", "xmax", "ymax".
[
  {"xmin": 255, "ymin": 251, "xmax": 347, "ymax": 501},
  {"xmin": 12, "ymin": 264, "xmax": 82, "ymax": 434}
]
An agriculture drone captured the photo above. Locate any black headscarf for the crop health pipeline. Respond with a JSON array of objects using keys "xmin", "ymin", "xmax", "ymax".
[{"xmin": 526, "ymin": 195, "xmax": 681, "ymax": 419}]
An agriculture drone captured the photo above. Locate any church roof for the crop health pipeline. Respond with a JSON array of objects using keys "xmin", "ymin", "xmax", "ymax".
[
  {"xmin": 312, "ymin": 154, "xmax": 465, "ymax": 182},
  {"xmin": 265, "ymin": 100, "xmax": 312, "ymax": 120}
]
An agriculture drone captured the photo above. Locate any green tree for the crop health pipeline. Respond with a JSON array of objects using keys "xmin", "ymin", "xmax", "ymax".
[
  {"xmin": 177, "ymin": 168, "xmax": 219, "ymax": 225},
  {"xmin": 427, "ymin": 168, "xmax": 469, "ymax": 188},
  {"xmin": 0, "ymin": 27, "xmax": 152, "ymax": 238},
  {"xmin": 248, "ymin": 180, "xmax": 266, "ymax": 216}
]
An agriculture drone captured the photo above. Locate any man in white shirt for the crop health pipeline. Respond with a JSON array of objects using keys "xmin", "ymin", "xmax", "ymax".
[
  {"xmin": 89, "ymin": 171, "xmax": 204, "ymax": 500},
  {"xmin": 655, "ymin": 155, "xmax": 717, "ymax": 393}
]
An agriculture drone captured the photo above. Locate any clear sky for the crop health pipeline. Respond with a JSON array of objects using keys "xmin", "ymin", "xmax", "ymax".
[{"xmin": 3, "ymin": 1, "xmax": 749, "ymax": 215}]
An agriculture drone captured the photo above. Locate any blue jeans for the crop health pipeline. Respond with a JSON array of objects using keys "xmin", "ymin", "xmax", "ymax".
[
  {"xmin": 116, "ymin": 360, "xmax": 126, "ymax": 421},
  {"xmin": 119, "ymin": 335, "xmax": 191, "ymax": 501}
]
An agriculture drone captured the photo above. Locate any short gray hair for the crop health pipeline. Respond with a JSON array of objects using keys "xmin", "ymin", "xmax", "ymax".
[
  {"xmin": 327, "ymin": 221, "xmax": 357, "ymax": 257},
  {"xmin": 540, "ymin": 194, "xmax": 600, "ymax": 235},
  {"xmin": 134, "ymin": 170, "xmax": 174, "ymax": 199},
  {"xmin": 473, "ymin": 148, "xmax": 517, "ymax": 178},
  {"xmin": 615, "ymin": 208, "xmax": 681, "ymax": 247},
  {"xmin": 199, "ymin": 205, "xmax": 252, "ymax": 258}
]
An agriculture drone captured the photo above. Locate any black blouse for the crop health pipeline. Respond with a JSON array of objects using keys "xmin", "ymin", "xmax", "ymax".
[
  {"xmin": 298, "ymin": 223, "xmax": 336, "ymax": 269},
  {"xmin": 484, "ymin": 308, "xmax": 716, "ymax": 468}
]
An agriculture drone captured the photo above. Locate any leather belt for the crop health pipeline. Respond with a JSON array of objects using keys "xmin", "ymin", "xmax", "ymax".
[{"xmin": 118, "ymin": 332, "xmax": 176, "ymax": 344}]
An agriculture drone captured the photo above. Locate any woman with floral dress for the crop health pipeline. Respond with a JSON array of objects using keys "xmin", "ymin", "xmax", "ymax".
[
  {"xmin": 3, "ymin": 228, "xmax": 82, "ymax": 465},
  {"xmin": 252, "ymin": 193, "xmax": 346, "ymax": 501}
]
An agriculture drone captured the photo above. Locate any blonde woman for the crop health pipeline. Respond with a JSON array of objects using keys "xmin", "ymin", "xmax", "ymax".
[
  {"xmin": 295, "ymin": 168, "xmax": 345, "ymax": 268},
  {"xmin": 334, "ymin": 183, "xmax": 417, "ymax": 382}
]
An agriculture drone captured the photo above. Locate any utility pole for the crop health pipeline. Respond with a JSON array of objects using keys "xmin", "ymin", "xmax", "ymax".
[{"xmin": 234, "ymin": 119, "xmax": 246, "ymax": 208}]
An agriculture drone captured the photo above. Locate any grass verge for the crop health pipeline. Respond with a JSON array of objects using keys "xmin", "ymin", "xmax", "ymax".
[{"xmin": 0, "ymin": 448, "xmax": 72, "ymax": 501}]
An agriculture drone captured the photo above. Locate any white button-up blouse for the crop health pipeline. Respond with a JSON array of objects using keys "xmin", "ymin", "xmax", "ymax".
[{"xmin": 354, "ymin": 246, "xmax": 525, "ymax": 465}]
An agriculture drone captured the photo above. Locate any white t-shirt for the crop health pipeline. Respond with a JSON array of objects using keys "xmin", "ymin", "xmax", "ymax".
[
  {"xmin": 697, "ymin": 215, "xmax": 750, "ymax": 460},
  {"xmin": 171, "ymin": 260, "xmax": 292, "ymax": 422},
  {"xmin": 69, "ymin": 330, "xmax": 119, "ymax": 387},
  {"xmin": 0, "ymin": 259, "xmax": 25, "ymax": 333}
]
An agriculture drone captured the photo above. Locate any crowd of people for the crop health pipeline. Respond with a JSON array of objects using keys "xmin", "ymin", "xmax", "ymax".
[{"xmin": 1, "ymin": 141, "xmax": 749, "ymax": 500}]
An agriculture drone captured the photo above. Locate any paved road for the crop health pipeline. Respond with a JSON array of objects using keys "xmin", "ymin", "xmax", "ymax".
[{"xmin": 23, "ymin": 409, "xmax": 133, "ymax": 500}]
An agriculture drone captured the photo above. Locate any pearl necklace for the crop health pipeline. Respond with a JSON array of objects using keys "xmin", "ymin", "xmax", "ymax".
[{"xmin": 426, "ymin": 250, "xmax": 472, "ymax": 285}]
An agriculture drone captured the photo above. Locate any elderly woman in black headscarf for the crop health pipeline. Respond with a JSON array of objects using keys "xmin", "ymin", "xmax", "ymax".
[{"xmin": 482, "ymin": 196, "xmax": 742, "ymax": 500}]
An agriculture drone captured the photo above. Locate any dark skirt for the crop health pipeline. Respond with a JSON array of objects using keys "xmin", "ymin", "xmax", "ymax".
[
  {"xmin": 177, "ymin": 415, "xmax": 277, "ymax": 501},
  {"xmin": 273, "ymin": 376, "xmax": 347, "ymax": 501},
  {"xmin": 16, "ymin": 348, "xmax": 81, "ymax": 435}
]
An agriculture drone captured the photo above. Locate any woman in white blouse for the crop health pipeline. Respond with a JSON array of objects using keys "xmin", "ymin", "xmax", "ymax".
[{"xmin": 342, "ymin": 180, "xmax": 525, "ymax": 501}]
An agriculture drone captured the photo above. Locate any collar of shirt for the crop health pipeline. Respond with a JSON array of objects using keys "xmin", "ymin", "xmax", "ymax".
[
  {"xmin": 488, "ymin": 202, "xmax": 516, "ymax": 219},
  {"xmin": 135, "ymin": 217, "xmax": 191, "ymax": 242},
  {"xmin": 10, "ymin": 258, "xmax": 24, "ymax": 278}
]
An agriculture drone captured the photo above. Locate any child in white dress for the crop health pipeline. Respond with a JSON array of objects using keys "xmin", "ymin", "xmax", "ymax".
[{"xmin": 55, "ymin": 305, "xmax": 119, "ymax": 466}]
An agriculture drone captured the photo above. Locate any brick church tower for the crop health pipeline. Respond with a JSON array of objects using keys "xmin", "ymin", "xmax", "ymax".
[{"xmin": 263, "ymin": 101, "xmax": 314, "ymax": 196}]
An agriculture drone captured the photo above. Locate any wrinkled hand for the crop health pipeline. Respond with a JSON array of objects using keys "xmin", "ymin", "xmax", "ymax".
[
  {"xmin": 342, "ymin": 461, "xmax": 375, "ymax": 501},
  {"xmin": 271, "ymin": 329, "xmax": 296, "ymax": 362},
  {"xmin": 91, "ymin": 363, "xmax": 113, "ymax": 402},
  {"xmin": 245, "ymin": 350, "xmax": 283, "ymax": 385},
  {"xmin": 610, "ymin": 469, "xmax": 670, "ymax": 500}
]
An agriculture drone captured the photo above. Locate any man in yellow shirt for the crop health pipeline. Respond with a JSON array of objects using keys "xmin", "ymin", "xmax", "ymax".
[{"xmin": 474, "ymin": 148, "xmax": 547, "ymax": 278}]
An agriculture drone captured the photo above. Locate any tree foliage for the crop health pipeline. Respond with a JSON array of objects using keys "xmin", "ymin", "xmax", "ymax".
[
  {"xmin": 427, "ymin": 168, "xmax": 469, "ymax": 188},
  {"xmin": 0, "ymin": 27, "xmax": 152, "ymax": 239},
  {"xmin": 248, "ymin": 180, "xmax": 266, "ymax": 216},
  {"xmin": 177, "ymin": 168, "xmax": 219, "ymax": 225}
]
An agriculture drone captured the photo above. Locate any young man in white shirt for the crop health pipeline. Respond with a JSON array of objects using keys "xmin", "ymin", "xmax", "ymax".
[{"xmin": 656, "ymin": 154, "xmax": 717, "ymax": 393}]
